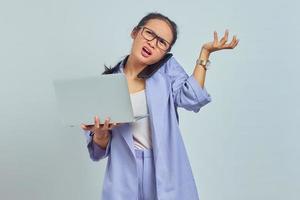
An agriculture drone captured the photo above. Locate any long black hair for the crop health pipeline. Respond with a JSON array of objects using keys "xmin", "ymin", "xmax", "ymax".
[{"xmin": 102, "ymin": 12, "xmax": 178, "ymax": 75}]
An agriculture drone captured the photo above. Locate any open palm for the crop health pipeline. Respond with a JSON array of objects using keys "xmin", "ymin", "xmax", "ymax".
[{"xmin": 203, "ymin": 29, "xmax": 239, "ymax": 53}]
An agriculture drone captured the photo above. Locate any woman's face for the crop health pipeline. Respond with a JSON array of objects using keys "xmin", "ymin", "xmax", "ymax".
[{"xmin": 130, "ymin": 19, "xmax": 173, "ymax": 66}]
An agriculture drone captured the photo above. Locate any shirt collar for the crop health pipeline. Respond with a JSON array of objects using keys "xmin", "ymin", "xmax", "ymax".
[{"xmin": 117, "ymin": 53, "xmax": 172, "ymax": 79}]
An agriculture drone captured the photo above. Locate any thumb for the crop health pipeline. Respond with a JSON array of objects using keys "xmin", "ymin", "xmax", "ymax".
[{"xmin": 81, "ymin": 124, "xmax": 88, "ymax": 131}]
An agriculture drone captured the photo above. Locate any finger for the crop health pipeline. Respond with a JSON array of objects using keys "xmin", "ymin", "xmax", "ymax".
[
  {"xmin": 109, "ymin": 122, "xmax": 116, "ymax": 129},
  {"xmin": 233, "ymin": 38, "xmax": 239, "ymax": 47},
  {"xmin": 112, "ymin": 123, "xmax": 121, "ymax": 127},
  {"xmin": 220, "ymin": 29, "xmax": 229, "ymax": 46},
  {"xmin": 81, "ymin": 123, "xmax": 94, "ymax": 129},
  {"xmin": 113, "ymin": 122, "xmax": 119, "ymax": 127},
  {"xmin": 108, "ymin": 123, "xmax": 114, "ymax": 130},
  {"xmin": 109, "ymin": 122, "xmax": 120, "ymax": 130},
  {"xmin": 103, "ymin": 117, "xmax": 110, "ymax": 130},
  {"xmin": 229, "ymin": 34, "xmax": 239, "ymax": 48},
  {"xmin": 230, "ymin": 35, "xmax": 237, "ymax": 45},
  {"xmin": 224, "ymin": 35, "xmax": 236, "ymax": 49},
  {"xmin": 95, "ymin": 115, "xmax": 100, "ymax": 129},
  {"xmin": 231, "ymin": 37, "xmax": 239, "ymax": 49},
  {"xmin": 81, "ymin": 124, "xmax": 89, "ymax": 131},
  {"xmin": 213, "ymin": 31, "xmax": 218, "ymax": 46}
]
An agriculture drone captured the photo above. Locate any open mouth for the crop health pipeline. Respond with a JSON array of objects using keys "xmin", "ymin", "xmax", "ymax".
[{"xmin": 142, "ymin": 46, "xmax": 152, "ymax": 56}]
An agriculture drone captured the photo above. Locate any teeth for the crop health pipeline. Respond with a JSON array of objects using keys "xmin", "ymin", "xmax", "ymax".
[{"xmin": 143, "ymin": 47, "xmax": 151, "ymax": 55}]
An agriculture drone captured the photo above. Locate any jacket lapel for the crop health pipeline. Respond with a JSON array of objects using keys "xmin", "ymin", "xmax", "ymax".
[
  {"xmin": 144, "ymin": 73, "xmax": 167, "ymax": 162},
  {"xmin": 113, "ymin": 58, "xmax": 136, "ymax": 158}
]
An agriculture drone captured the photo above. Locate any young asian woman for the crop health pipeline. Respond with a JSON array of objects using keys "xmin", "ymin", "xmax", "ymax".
[{"xmin": 81, "ymin": 12, "xmax": 239, "ymax": 200}]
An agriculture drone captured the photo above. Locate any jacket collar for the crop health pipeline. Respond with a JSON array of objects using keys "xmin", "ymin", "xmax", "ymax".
[
  {"xmin": 118, "ymin": 55, "xmax": 129, "ymax": 74},
  {"xmin": 116, "ymin": 53, "xmax": 173, "ymax": 79}
]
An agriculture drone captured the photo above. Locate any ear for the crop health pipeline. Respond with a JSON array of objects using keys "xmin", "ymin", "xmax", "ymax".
[{"xmin": 131, "ymin": 27, "xmax": 138, "ymax": 39}]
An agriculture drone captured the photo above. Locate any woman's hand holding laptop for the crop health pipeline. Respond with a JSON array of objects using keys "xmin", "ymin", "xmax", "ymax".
[{"xmin": 80, "ymin": 115, "xmax": 121, "ymax": 149}]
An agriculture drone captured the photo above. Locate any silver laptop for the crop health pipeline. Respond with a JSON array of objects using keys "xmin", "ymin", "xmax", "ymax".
[{"xmin": 52, "ymin": 73, "xmax": 149, "ymax": 127}]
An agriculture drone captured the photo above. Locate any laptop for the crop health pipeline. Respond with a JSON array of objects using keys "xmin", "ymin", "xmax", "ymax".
[{"xmin": 52, "ymin": 73, "xmax": 149, "ymax": 127}]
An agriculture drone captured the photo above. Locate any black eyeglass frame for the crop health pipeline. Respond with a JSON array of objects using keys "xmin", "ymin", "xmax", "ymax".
[{"xmin": 138, "ymin": 26, "xmax": 172, "ymax": 52}]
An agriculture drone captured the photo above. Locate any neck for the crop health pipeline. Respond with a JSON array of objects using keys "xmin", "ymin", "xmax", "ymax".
[{"xmin": 124, "ymin": 54, "xmax": 147, "ymax": 78}]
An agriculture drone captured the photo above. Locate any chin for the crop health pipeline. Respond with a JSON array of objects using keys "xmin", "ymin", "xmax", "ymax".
[{"xmin": 134, "ymin": 51, "xmax": 152, "ymax": 65}]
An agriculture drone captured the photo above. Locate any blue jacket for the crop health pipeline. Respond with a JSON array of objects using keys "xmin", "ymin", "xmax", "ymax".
[{"xmin": 83, "ymin": 55, "xmax": 212, "ymax": 199}]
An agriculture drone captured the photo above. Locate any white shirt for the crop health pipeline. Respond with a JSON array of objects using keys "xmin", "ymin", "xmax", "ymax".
[{"xmin": 129, "ymin": 89, "xmax": 152, "ymax": 150}]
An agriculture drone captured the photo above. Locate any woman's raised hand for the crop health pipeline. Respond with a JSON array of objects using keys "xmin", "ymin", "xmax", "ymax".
[{"xmin": 202, "ymin": 29, "xmax": 239, "ymax": 54}]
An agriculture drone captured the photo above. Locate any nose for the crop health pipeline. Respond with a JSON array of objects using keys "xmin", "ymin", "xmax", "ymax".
[{"xmin": 147, "ymin": 38, "xmax": 157, "ymax": 49}]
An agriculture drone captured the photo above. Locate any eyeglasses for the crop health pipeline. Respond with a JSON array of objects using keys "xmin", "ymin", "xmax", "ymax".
[{"xmin": 139, "ymin": 26, "xmax": 171, "ymax": 51}]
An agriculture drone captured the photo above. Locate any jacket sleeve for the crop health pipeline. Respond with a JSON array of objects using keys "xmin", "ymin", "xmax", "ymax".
[
  {"xmin": 166, "ymin": 56, "xmax": 212, "ymax": 113},
  {"xmin": 83, "ymin": 130, "xmax": 111, "ymax": 161}
]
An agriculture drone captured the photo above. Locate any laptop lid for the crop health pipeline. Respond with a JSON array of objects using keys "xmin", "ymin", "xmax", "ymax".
[{"xmin": 52, "ymin": 73, "xmax": 147, "ymax": 127}]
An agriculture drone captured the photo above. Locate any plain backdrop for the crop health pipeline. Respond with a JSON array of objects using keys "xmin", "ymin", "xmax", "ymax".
[{"xmin": 0, "ymin": 0, "xmax": 299, "ymax": 200}]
